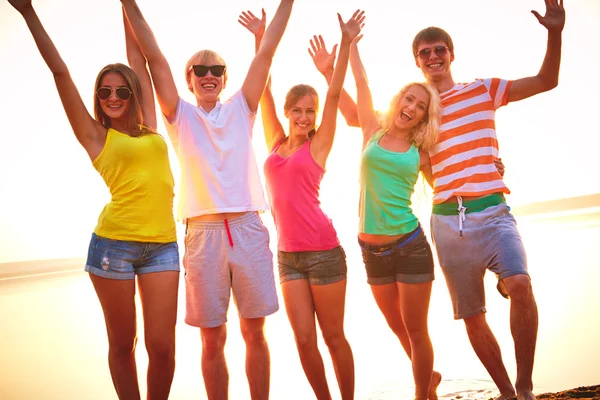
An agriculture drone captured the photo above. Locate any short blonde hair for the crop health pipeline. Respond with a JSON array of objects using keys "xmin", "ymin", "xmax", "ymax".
[
  {"xmin": 382, "ymin": 82, "xmax": 441, "ymax": 151},
  {"xmin": 184, "ymin": 50, "xmax": 227, "ymax": 93}
]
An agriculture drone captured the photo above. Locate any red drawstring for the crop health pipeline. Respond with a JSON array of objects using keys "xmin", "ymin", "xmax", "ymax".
[{"xmin": 224, "ymin": 219, "xmax": 234, "ymax": 248}]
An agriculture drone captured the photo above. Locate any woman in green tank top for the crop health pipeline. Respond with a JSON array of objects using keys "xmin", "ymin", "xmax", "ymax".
[{"xmin": 8, "ymin": 1, "xmax": 180, "ymax": 398}]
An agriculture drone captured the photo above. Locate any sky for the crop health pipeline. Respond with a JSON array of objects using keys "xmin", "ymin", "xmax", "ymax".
[{"xmin": 0, "ymin": 0, "xmax": 598, "ymax": 263}]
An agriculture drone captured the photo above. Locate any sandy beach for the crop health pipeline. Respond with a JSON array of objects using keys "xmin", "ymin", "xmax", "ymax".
[{"xmin": 537, "ymin": 385, "xmax": 600, "ymax": 400}]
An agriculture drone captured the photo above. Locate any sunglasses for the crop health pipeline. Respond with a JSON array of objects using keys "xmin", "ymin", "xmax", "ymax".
[
  {"xmin": 96, "ymin": 86, "xmax": 132, "ymax": 100},
  {"xmin": 416, "ymin": 46, "xmax": 450, "ymax": 61},
  {"xmin": 191, "ymin": 65, "xmax": 226, "ymax": 78}
]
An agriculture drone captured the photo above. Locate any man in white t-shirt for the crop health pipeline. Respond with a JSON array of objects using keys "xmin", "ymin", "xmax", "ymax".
[{"xmin": 122, "ymin": 1, "xmax": 295, "ymax": 398}]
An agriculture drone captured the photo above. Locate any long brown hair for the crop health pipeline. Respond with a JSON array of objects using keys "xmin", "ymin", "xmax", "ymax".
[{"xmin": 93, "ymin": 63, "xmax": 154, "ymax": 136}]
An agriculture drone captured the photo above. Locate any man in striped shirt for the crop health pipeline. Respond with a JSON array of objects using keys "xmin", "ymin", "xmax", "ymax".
[{"xmin": 413, "ymin": 1, "xmax": 565, "ymax": 400}]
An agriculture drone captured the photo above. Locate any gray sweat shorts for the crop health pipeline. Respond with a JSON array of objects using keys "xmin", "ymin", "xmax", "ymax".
[{"xmin": 431, "ymin": 202, "xmax": 528, "ymax": 320}]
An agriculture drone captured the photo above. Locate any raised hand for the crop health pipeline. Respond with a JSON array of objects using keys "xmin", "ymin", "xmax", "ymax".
[
  {"xmin": 238, "ymin": 9, "xmax": 266, "ymax": 38},
  {"xmin": 338, "ymin": 9, "xmax": 365, "ymax": 42},
  {"xmin": 7, "ymin": 0, "xmax": 33, "ymax": 14},
  {"xmin": 531, "ymin": 0, "xmax": 565, "ymax": 32},
  {"xmin": 308, "ymin": 35, "xmax": 338, "ymax": 76}
]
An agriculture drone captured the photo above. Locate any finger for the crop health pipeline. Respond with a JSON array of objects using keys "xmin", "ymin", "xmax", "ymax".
[
  {"xmin": 337, "ymin": 12, "xmax": 343, "ymax": 27},
  {"xmin": 352, "ymin": 9, "xmax": 361, "ymax": 19},
  {"xmin": 247, "ymin": 11, "xmax": 257, "ymax": 19},
  {"xmin": 308, "ymin": 48, "xmax": 315, "ymax": 59},
  {"xmin": 261, "ymin": 8, "xmax": 266, "ymax": 20},
  {"xmin": 310, "ymin": 37, "xmax": 319, "ymax": 53},
  {"xmin": 531, "ymin": 10, "xmax": 543, "ymax": 23},
  {"xmin": 318, "ymin": 34, "xmax": 326, "ymax": 50},
  {"xmin": 241, "ymin": 11, "xmax": 251, "ymax": 19},
  {"xmin": 331, "ymin": 44, "xmax": 338, "ymax": 55},
  {"xmin": 355, "ymin": 34, "xmax": 364, "ymax": 43},
  {"xmin": 237, "ymin": 19, "xmax": 248, "ymax": 28},
  {"xmin": 355, "ymin": 10, "xmax": 365, "ymax": 21}
]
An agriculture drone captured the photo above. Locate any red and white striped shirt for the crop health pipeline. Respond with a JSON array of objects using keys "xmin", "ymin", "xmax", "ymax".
[{"xmin": 429, "ymin": 78, "xmax": 512, "ymax": 204}]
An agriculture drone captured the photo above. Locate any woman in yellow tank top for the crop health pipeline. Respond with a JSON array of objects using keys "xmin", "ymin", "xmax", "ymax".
[{"xmin": 8, "ymin": 1, "xmax": 180, "ymax": 399}]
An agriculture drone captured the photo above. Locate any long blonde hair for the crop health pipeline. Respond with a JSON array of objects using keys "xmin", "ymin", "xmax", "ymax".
[
  {"xmin": 382, "ymin": 82, "xmax": 441, "ymax": 151},
  {"xmin": 93, "ymin": 63, "xmax": 154, "ymax": 136}
]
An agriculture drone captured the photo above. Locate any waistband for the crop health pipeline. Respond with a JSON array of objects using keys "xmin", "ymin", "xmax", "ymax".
[
  {"xmin": 186, "ymin": 212, "xmax": 260, "ymax": 230},
  {"xmin": 432, "ymin": 193, "xmax": 506, "ymax": 216},
  {"xmin": 358, "ymin": 225, "xmax": 421, "ymax": 254}
]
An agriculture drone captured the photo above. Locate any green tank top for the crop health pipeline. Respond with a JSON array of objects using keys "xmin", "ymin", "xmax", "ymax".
[{"xmin": 359, "ymin": 131, "xmax": 420, "ymax": 235}]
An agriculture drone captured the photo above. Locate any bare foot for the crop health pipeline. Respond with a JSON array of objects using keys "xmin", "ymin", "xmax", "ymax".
[
  {"xmin": 517, "ymin": 390, "xmax": 536, "ymax": 400},
  {"xmin": 494, "ymin": 392, "xmax": 517, "ymax": 400},
  {"xmin": 428, "ymin": 371, "xmax": 442, "ymax": 400}
]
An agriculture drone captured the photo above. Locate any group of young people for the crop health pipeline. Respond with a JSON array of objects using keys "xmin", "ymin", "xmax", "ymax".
[{"xmin": 7, "ymin": 0, "xmax": 565, "ymax": 399}]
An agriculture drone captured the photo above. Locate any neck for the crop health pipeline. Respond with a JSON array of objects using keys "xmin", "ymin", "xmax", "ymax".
[
  {"xmin": 386, "ymin": 126, "xmax": 411, "ymax": 141},
  {"xmin": 428, "ymin": 72, "xmax": 455, "ymax": 94},
  {"xmin": 285, "ymin": 134, "xmax": 309, "ymax": 148},
  {"xmin": 110, "ymin": 119, "xmax": 132, "ymax": 134},
  {"xmin": 197, "ymin": 98, "xmax": 218, "ymax": 112}
]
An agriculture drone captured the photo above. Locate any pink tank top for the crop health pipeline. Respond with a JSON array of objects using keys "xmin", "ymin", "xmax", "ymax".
[{"xmin": 264, "ymin": 140, "xmax": 339, "ymax": 252}]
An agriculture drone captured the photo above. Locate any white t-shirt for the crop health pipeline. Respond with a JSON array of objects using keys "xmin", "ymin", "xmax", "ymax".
[{"xmin": 164, "ymin": 90, "xmax": 269, "ymax": 220}]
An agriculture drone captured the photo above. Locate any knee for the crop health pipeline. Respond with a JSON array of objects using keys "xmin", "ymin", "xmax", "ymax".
[
  {"xmin": 294, "ymin": 330, "xmax": 318, "ymax": 352},
  {"xmin": 146, "ymin": 335, "xmax": 175, "ymax": 361},
  {"xmin": 464, "ymin": 312, "xmax": 488, "ymax": 335},
  {"xmin": 322, "ymin": 330, "xmax": 347, "ymax": 350},
  {"xmin": 503, "ymin": 275, "xmax": 534, "ymax": 302},
  {"xmin": 241, "ymin": 328, "xmax": 267, "ymax": 348},
  {"xmin": 201, "ymin": 327, "xmax": 227, "ymax": 357},
  {"xmin": 108, "ymin": 334, "xmax": 137, "ymax": 358}
]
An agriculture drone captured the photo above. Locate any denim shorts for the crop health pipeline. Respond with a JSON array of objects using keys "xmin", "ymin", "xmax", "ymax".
[
  {"xmin": 85, "ymin": 233, "xmax": 180, "ymax": 280},
  {"xmin": 278, "ymin": 246, "xmax": 347, "ymax": 285},
  {"xmin": 359, "ymin": 226, "xmax": 434, "ymax": 285}
]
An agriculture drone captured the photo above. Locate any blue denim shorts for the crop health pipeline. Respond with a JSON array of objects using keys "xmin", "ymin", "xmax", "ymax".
[
  {"xmin": 359, "ymin": 226, "xmax": 434, "ymax": 285},
  {"xmin": 85, "ymin": 233, "xmax": 180, "ymax": 280},
  {"xmin": 277, "ymin": 246, "xmax": 347, "ymax": 285}
]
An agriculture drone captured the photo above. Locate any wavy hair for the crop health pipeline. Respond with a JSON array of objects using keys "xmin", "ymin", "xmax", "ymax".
[
  {"xmin": 381, "ymin": 82, "xmax": 441, "ymax": 151},
  {"xmin": 93, "ymin": 63, "xmax": 154, "ymax": 136}
]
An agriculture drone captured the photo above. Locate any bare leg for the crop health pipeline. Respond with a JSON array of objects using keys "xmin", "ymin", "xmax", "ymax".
[
  {"xmin": 370, "ymin": 283, "xmax": 441, "ymax": 399},
  {"xmin": 137, "ymin": 271, "xmax": 179, "ymax": 400},
  {"xmin": 312, "ymin": 280, "xmax": 355, "ymax": 400},
  {"xmin": 464, "ymin": 312, "xmax": 516, "ymax": 399},
  {"xmin": 89, "ymin": 274, "xmax": 140, "ymax": 400},
  {"xmin": 397, "ymin": 282, "xmax": 434, "ymax": 400},
  {"xmin": 503, "ymin": 275, "xmax": 538, "ymax": 400},
  {"xmin": 240, "ymin": 317, "xmax": 270, "ymax": 400},
  {"xmin": 200, "ymin": 325, "xmax": 229, "ymax": 400},
  {"xmin": 282, "ymin": 279, "xmax": 332, "ymax": 400}
]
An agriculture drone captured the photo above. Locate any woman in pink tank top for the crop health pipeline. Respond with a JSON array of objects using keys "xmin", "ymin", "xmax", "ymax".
[{"xmin": 240, "ymin": 9, "xmax": 364, "ymax": 399}]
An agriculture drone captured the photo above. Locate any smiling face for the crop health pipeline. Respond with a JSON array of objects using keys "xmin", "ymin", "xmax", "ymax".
[
  {"xmin": 185, "ymin": 50, "xmax": 228, "ymax": 107},
  {"xmin": 414, "ymin": 40, "xmax": 454, "ymax": 83},
  {"xmin": 393, "ymin": 84, "xmax": 430, "ymax": 131},
  {"xmin": 286, "ymin": 94, "xmax": 317, "ymax": 137},
  {"xmin": 97, "ymin": 72, "xmax": 131, "ymax": 122}
]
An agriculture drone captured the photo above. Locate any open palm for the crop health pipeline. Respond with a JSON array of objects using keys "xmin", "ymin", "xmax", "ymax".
[
  {"xmin": 238, "ymin": 9, "xmax": 266, "ymax": 38},
  {"xmin": 308, "ymin": 35, "xmax": 337, "ymax": 75},
  {"xmin": 532, "ymin": 0, "xmax": 565, "ymax": 32},
  {"xmin": 339, "ymin": 9, "xmax": 365, "ymax": 42}
]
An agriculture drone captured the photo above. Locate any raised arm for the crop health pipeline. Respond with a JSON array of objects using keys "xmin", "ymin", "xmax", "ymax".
[
  {"xmin": 242, "ymin": 0, "xmax": 294, "ymax": 113},
  {"xmin": 121, "ymin": 0, "xmax": 179, "ymax": 121},
  {"xmin": 123, "ymin": 7, "xmax": 156, "ymax": 129},
  {"xmin": 507, "ymin": 0, "xmax": 565, "ymax": 102},
  {"xmin": 350, "ymin": 36, "xmax": 381, "ymax": 147},
  {"xmin": 239, "ymin": 9, "xmax": 285, "ymax": 151},
  {"xmin": 309, "ymin": 35, "xmax": 360, "ymax": 127},
  {"xmin": 311, "ymin": 10, "xmax": 364, "ymax": 167},
  {"xmin": 8, "ymin": 0, "xmax": 104, "ymax": 160}
]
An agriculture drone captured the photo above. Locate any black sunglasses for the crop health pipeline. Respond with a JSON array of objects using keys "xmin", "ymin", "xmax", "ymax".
[
  {"xmin": 192, "ymin": 65, "xmax": 226, "ymax": 78},
  {"xmin": 96, "ymin": 86, "xmax": 132, "ymax": 100},
  {"xmin": 416, "ymin": 46, "xmax": 449, "ymax": 61}
]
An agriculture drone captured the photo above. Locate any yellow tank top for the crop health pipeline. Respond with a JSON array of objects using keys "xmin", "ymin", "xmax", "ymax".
[{"xmin": 93, "ymin": 128, "xmax": 176, "ymax": 242}]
